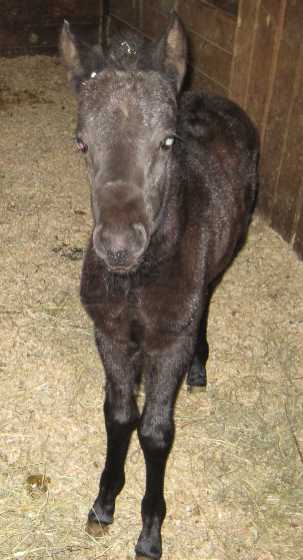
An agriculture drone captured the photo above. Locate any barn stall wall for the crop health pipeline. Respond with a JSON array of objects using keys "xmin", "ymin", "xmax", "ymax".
[
  {"xmin": 1, "ymin": 0, "xmax": 302, "ymax": 260},
  {"xmin": 230, "ymin": 0, "xmax": 303, "ymax": 259}
]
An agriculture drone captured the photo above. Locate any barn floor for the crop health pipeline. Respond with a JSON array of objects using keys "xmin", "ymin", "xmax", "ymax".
[{"xmin": 0, "ymin": 56, "xmax": 303, "ymax": 560}]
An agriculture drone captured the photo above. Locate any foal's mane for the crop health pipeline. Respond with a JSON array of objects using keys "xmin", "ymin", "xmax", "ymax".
[{"xmin": 103, "ymin": 29, "xmax": 158, "ymax": 72}]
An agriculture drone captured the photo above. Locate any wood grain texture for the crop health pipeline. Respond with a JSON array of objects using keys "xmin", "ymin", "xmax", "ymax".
[
  {"xmin": 177, "ymin": 0, "xmax": 236, "ymax": 53},
  {"xmin": 140, "ymin": 1, "xmax": 170, "ymax": 39},
  {"xmin": 229, "ymin": 0, "xmax": 259, "ymax": 108},
  {"xmin": 245, "ymin": 0, "xmax": 284, "ymax": 133},
  {"xmin": 110, "ymin": 0, "xmax": 139, "ymax": 29},
  {"xmin": 229, "ymin": 0, "xmax": 303, "ymax": 259},
  {"xmin": 187, "ymin": 30, "xmax": 232, "ymax": 88},
  {"xmin": 259, "ymin": 0, "xmax": 303, "ymax": 247},
  {"xmin": 205, "ymin": 0, "xmax": 238, "ymax": 16},
  {"xmin": 189, "ymin": 66, "xmax": 228, "ymax": 96},
  {"xmin": 108, "ymin": 15, "xmax": 141, "ymax": 39},
  {"xmin": 293, "ymin": 184, "xmax": 303, "ymax": 258},
  {"xmin": 271, "ymin": 41, "xmax": 303, "ymax": 245}
]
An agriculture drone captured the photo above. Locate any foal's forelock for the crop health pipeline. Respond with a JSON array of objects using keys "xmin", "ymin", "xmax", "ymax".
[{"xmin": 80, "ymin": 70, "xmax": 177, "ymax": 129}]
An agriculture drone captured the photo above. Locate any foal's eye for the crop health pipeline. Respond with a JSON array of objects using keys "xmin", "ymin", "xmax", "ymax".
[
  {"xmin": 160, "ymin": 136, "xmax": 175, "ymax": 150},
  {"xmin": 76, "ymin": 138, "xmax": 88, "ymax": 154}
]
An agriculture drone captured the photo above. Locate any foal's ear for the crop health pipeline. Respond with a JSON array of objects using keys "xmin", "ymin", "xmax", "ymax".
[
  {"xmin": 59, "ymin": 20, "xmax": 103, "ymax": 94},
  {"xmin": 156, "ymin": 15, "xmax": 187, "ymax": 92}
]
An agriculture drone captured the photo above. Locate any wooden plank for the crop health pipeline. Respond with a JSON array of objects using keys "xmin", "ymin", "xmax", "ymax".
[
  {"xmin": 109, "ymin": 15, "xmax": 142, "ymax": 38},
  {"xmin": 229, "ymin": 0, "xmax": 259, "ymax": 108},
  {"xmin": 177, "ymin": 0, "xmax": 236, "ymax": 53},
  {"xmin": 293, "ymin": 183, "xmax": 303, "ymax": 259},
  {"xmin": 204, "ymin": 0, "xmax": 238, "ymax": 17},
  {"xmin": 160, "ymin": 0, "xmax": 177, "ymax": 11},
  {"xmin": 189, "ymin": 66, "xmax": 228, "ymax": 97},
  {"xmin": 140, "ymin": 1, "xmax": 170, "ymax": 39},
  {"xmin": 110, "ymin": 0, "xmax": 139, "ymax": 29},
  {"xmin": 187, "ymin": 30, "xmax": 232, "ymax": 89},
  {"xmin": 245, "ymin": 0, "xmax": 285, "ymax": 135},
  {"xmin": 259, "ymin": 0, "xmax": 302, "ymax": 221},
  {"xmin": 271, "ymin": 42, "xmax": 303, "ymax": 244}
]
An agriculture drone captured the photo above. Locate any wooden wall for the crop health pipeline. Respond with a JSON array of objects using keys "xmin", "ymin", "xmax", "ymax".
[
  {"xmin": 0, "ymin": 0, "xmax": 101, "ymax": 55},
  {"xmin": 230, "ymin": 0, "xmax": 303, "ymax": 258}
]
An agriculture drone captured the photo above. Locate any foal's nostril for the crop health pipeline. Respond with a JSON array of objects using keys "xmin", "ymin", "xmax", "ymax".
[
  {"xmin": 107, "ymin": 249, "xmax": 128, "ymax": 267},
  {"xmin": 92, "ymin": 225, "xmax": 106, "ymax": 258},
  {"xmin": 131, "ymin": 223, "xmax": 147, "ymax": 255}
]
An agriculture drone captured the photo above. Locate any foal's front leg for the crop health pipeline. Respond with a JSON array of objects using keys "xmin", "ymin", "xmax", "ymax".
[
  {"xmin": 135, "ymin": 342, "xmax": 191, "ymax": 559},
  {"xmin": 87, "ymin": 333, "xmax": 139, "ymax": 535}
]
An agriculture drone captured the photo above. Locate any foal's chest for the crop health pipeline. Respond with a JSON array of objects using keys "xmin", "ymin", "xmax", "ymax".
[{"xmin": 82, "ymin": 246, "xmax": 202, "ymax": 350}]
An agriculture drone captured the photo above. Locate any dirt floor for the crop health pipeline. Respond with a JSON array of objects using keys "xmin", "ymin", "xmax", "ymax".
[{"xmin": 0, "ymin": 56, "xmax": 303, "ymax": 560}]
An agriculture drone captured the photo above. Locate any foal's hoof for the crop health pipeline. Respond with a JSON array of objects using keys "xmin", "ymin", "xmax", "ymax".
[
  {"xmin": 86, "ymin": 505, "xmax": 112, "ymax": 538},
  {"xmin": 187, "ymin": 357, "xmax": 207, "ymax": 393},
  {"xmin": 187, "ymin": 384, "xmax": 206, "ymax": 394},
  {"xmin": 135, "ymin": 554, "xmax": 159, "ymax": 560},
  {"xmin": 86, "ymin": 518, "xmax": 109, "ymax": 538},
  {"xmin": 135, "ymin": 534, "xmax": 161, "ymax": 560}
]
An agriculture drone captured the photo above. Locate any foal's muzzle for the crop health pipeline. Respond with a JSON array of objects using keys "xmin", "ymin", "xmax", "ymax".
[{"xmin": 93, "ymin": 222, "xmax": 148, "ymax": 273}]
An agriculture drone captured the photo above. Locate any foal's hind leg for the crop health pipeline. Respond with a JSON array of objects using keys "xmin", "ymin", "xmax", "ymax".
[
  {"xmin": 87, "ymin": 334, "xmax": 139, "ymax": 536},
  {"xmin": 187, "ymin": 306, "xmax": 209, "ymax": 392}
]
